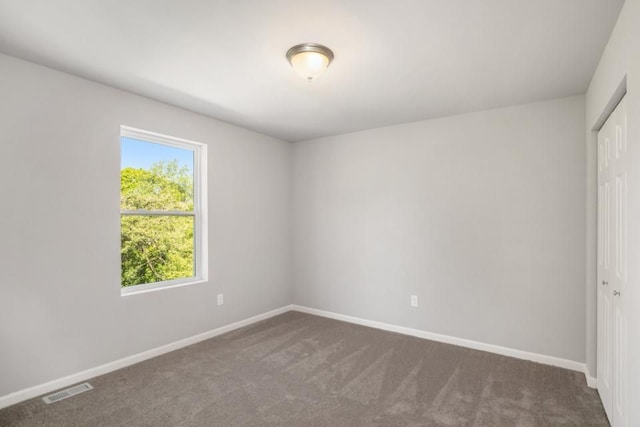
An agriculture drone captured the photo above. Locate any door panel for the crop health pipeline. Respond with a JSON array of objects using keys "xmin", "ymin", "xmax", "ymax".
[
  {"xmin": 611, "ymin": 105, "xmax": 627, "ymax": 427},
  {"xmin": 597, "ymin": 97, "xmax": 627, "ymax": 427},
  {"xmin": 597, "ymin": 132, "xmax": 613, "ymax": 420}
]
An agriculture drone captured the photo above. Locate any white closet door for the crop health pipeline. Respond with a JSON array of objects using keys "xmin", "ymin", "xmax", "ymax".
[{"xmin": 597, "ymin": 97, "xmax": 627, "ymax": 427}]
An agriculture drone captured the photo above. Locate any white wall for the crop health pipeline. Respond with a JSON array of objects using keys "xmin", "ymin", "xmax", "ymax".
[
  {"xmin": 586, "ymin": 0, "xmax": 640, "ymax": 424},
  {"xmin": 0, "ymin": 53, "xmax": 292, "ymax": 397},
  {"xmin": 293, "ymin": 96, "xmax": 586, "ymax": 363}
]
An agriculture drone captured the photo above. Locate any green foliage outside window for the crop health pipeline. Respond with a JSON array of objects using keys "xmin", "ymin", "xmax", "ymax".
[{"xmin": 120, "ymin": 161, "xmax": 195, "ymax": 287}]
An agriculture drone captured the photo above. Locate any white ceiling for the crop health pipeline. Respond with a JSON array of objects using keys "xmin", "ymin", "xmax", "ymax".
[{"xmin": 0, "ymin": 0, "xmax": 624, "ymax": 142}]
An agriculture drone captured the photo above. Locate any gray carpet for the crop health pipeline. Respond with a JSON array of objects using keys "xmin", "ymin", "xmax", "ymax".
[{"xmin": 0, "ymin": 311, "xmax": 608, "ymax": 426}]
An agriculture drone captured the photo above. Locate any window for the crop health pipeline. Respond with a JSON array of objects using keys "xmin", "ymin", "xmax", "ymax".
[{"xmin": 120, "ymin": 126, "xmax": 207, "ymax": 295}]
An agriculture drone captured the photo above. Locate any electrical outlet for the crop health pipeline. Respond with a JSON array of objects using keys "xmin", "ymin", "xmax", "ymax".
[
  {"xmin": 217, "ymin": 294, "xmax": 224, "ymax": 306},
  {"xmin": 410, "ymin": 295, "xmax": 418, "ymax": 307}
]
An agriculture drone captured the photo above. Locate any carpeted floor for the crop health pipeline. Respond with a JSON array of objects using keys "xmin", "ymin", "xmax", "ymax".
[{"xmin": 0, "ymin": 311, "xmax": 609, "ymax": 426}]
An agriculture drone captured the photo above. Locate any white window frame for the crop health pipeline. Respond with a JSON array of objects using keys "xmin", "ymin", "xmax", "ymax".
[{"xmin": 120, "ymin": 125, "xmax": 208, "ymax": 296}]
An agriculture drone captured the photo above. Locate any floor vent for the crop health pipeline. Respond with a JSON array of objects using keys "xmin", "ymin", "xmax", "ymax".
[{"xmin": 42, "ymin": 383, "xmax": 93, "ymax": 404}]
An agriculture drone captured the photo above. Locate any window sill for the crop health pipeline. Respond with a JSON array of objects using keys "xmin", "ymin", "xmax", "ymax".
[{"xmin": 120, "ymin": 278, "xmax": 206, "ymax": 297}]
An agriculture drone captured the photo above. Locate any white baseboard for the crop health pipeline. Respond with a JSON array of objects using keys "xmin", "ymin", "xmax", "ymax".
[
  {"xmin": 1, "ymin": 303, "xmax": 597, "ymax": 410},
  {"xmin": 0, "ymin": 305, "xmax": 293, "ymax": 410},
  {"xmin": 585, "ymin": 373, "xmax": 597, "ymax": 389},
  {"xmin": 291, "ymin": 305, "xmax": 595, "ymax": 386}
]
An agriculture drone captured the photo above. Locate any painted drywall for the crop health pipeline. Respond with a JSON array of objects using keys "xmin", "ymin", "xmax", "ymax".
[
  {"xmin": 585, "ymin": 0, "xmax": 640, "ymax": 424},
  {"xmin": 0, "ymin": 53, "xmax": 292, "ymax": 397},
  {"xmin": 293, "ymin": 96, "xmax": 586, "ymax": 363}
]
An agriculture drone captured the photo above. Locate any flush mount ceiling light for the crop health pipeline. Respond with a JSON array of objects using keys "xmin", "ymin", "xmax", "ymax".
[{"xmin": 286, "ymin": 43, "xmax": 334, "ymax": 81}]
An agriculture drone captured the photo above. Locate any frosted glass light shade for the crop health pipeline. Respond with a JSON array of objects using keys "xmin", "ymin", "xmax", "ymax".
[
  {"xmin": 286, "ymin": 43, "xmax": 334, "ymax": 81},
  {"xmin": 291, "ymin": 51, "xmax": 329, "ymax": 80}
]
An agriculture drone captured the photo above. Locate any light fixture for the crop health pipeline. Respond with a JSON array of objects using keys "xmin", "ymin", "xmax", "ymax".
[{"xmin": 286, "ymin": 43, "xmax": 334, "ymax": 81}]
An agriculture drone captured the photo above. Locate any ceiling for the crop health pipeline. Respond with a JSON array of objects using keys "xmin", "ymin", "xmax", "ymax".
[{"xmin": 0, "ymin": 0, "xmax": 625, "ymax": 142}]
